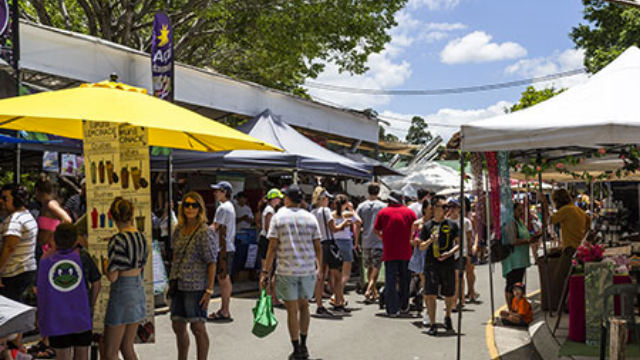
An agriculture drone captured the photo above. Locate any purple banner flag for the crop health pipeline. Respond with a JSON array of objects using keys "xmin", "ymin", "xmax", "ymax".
[
  {"xmin": 151, "ymin": 12, "xmax": 174, "ymax": 101},
  {"xmin": 0, "ymin": 0, "xmax": 16, "ymax": 68}
]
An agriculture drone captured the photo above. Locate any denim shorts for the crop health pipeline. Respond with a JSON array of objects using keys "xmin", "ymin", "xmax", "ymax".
[
  {"xmin": 170, "ymin": 290, "xmax": 207, "ymax": 323},
  {"xmin": 105, "ymin": 275, "xmax": 146, "ymax": 326},
  {"xmin": 276, "ymin": 275, "xmax": 316, "ymax": 302},
  {"xmin": 335, "ymin": 239, "xmax": 354, "ymax": 262}
]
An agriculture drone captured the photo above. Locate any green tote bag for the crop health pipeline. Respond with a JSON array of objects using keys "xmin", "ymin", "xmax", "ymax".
[{"xmin": 252, "ymin": 289, "xmax": 278, "ymax": 337}]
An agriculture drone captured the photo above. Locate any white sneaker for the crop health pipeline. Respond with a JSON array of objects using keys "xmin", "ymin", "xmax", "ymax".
[{"xmin": 422, "ymin": 313, "xmax": 429, "ymax": 327}]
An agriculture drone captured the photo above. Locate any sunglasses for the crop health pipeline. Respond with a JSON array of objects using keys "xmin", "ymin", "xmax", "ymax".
[
  {"xmin": 435, "ymin": 205, "xmax": 449, "ymax": 210},
  {"xmin": 183, "ymin": 202, "xmax": 201, "ymax": 209},
  {"xmin": 0, "ymin": 195, "xmax": 8, "ymax": 202}
]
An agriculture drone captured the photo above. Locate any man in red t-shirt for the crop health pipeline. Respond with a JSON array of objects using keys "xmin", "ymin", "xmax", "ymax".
[{"xmin": 374, "ymin": 191, "xmax": 417, "ymax": 316}]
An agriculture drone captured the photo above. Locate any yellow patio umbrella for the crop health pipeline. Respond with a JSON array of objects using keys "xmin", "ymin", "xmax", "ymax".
[{"xmin": 0, "ymin": 80, "xmax": 281, "ymax": 152}]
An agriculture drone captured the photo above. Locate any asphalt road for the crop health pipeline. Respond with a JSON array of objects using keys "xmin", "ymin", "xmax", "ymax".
[{"xmin": 137, "ymin": 263, "xmax": 541, "ymax": 360}]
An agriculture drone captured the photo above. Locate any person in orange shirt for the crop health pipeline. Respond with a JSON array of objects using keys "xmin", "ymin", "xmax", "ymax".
[{"xmin": 499, "ymin": 282, "xmax": 533, "ymax": 327}]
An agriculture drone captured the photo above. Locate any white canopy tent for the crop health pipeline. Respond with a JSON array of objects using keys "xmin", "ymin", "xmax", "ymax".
[
  {"xmin": 384, "ymin": 161, "xmax": 473, "ymax": 197},
  {"xmin": 461, "ymin": 46, "xmax": 640, "ymax": 152}
]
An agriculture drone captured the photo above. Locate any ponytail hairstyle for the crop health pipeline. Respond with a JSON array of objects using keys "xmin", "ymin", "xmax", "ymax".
[
  {"xmin": 335, "ymin": 194, "xmax": 349, "ymax": 217},
  {"xmin": 35, "ymin": 173, "xmax": 54, "ymax": 195},
  {"xmin": 109, "ymin": 197, "xmax": 134, "ymax": 223}
]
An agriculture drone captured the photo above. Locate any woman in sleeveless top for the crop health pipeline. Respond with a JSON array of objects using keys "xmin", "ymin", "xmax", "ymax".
[
  {"xmin": 332, "ymin": 194, "xmax": 361, "ymax": 307},
  {"xmin": 35, "ymin": 174, "xmax": 72, "ymax": 258},
  {"xmin": 103, "ymin": 197, "xmax": 148, "ymax": 360}
]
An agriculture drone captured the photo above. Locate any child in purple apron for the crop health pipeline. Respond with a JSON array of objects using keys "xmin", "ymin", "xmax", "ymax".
[{"xmin": 37, "ymin": 224, "xmax": 94, "ymax": 360}]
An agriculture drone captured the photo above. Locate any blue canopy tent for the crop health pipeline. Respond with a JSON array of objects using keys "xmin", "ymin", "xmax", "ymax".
[{"xmin": 151, "ymin": 109, "xmax": 372, "ymax": 178}]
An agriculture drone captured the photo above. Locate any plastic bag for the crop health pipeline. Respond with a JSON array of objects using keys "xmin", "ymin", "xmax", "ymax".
[{"xmin": 251, "ymin": 289, "xmax": 278, "ymax": 338}]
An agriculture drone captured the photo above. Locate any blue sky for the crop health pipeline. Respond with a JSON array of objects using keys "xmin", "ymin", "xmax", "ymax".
[{"xmin": 305, "ymin": 0, "xmax": 588, "ymax": 142}]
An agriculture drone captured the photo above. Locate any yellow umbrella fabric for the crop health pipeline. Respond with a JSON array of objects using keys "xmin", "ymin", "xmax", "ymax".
[{"xmin": 0, "ymin": 81, "xmax": 281, "ymax": 152}]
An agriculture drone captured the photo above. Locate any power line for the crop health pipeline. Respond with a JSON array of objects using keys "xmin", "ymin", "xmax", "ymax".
[{"xmin": 305, "ymin": 68, "xmax": 587, "ymax": 95}]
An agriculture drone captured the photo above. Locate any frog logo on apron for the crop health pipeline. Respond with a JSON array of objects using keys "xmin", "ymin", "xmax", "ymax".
[{"xmin": 48, "ymin": 259, "xmax": 83, "ymax": 292}]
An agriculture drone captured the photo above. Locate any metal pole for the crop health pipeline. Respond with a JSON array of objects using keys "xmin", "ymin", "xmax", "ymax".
[
  {"xmin": 456, "ymin": 153, "xmax": 465, "ymax": 360},
  {"xmin": 167, "ymin": 149, "xmax": 172, "ymax": 242},
  {"xmin": 486, "ymin": 171, "xmax": 495, "ymax": 324},
  {"xmin": 537, "ymin": 153, "xmax": 554, "ymax": 317},
  {"xmin": 12, "ymin": 0, "xmax": 20, "ymax": 185}
]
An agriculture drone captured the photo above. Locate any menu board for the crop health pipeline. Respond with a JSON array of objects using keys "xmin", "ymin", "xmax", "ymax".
[{"xmin": 83, "ymin": 121, "xmax": 154, "ymax": 343}]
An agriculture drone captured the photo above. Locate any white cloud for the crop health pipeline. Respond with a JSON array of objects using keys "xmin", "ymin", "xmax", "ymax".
[
  {"xmin": 380, "ymin": 100, "xmax": 512, "ymax": 141},
  {"xmin": 306, "ymin": 12, "xmax": 466, "ymax": 109},
  {"xmin": 408, "ymin": 0, "xmax": 461, "ymax": 11},
  {"xmin": 440, "ymin": 31, "xmax": 527, "ymax": 64},
  {"xmin": 505, "ymin": 48, "xmax": 587, "ymax": 90}
]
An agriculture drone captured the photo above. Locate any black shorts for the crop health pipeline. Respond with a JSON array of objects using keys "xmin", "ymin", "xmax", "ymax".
[
  {"xmin": 424, "ymin": 265, "xmax": 456, "ymax": 297},
  {"xmin": 505, "ymin": 268, "xmax": 526, "ymax": 293},
  {"xmin": 322, "ymin": 241, "xmax": 343, "ymax": 270},
  {"xmin": 0, "ymin": 271, "xmax": 35, "ymax": 303},
  {"xmin": 456, "ymin": 256, "xmax": 468, "ymax": 271},
  {"xmin": 49, "ymin": 331, "xmax": 93, "ymax": 349},
  {"xmin": 217, "ymin": 251, "xmax": 235, "ymax": 277},
  {"xmin": 258, "ymin": 235, "xmax": 270, "ymax": 260}
]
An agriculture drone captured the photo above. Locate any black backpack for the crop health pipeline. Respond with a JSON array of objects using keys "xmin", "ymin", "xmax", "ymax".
[{"xmin": 490, "ymin": 234, "xmax": 513, "ymax": 263}]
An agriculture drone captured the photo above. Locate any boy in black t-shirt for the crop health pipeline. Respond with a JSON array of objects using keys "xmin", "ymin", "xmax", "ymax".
[{"xmin": 419, "ymin": 197, "xmax": 460, "ymax": 336}]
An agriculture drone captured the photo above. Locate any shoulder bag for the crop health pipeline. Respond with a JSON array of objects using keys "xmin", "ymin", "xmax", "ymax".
[
  {"xmin": 322, "ymin": 209, "xmax": 343, "ymax": 268},
  {"xmin": 167, "ymin": 227, "xmax": 199, "ymax": 298}
]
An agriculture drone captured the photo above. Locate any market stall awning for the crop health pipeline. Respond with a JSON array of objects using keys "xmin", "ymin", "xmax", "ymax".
[
  {"xmin": 152, "ymin": 109, "xmax": 372, "ymax": 178},
  {"xmin": 384, "ymin": 161, "xmax": 473, "ymax": 197},
  {"xmin": 334, "ymin": 149, "xmax": 403, "ymax": 177},
  {"xmin": 0, "ymin": 81, "xmax": 281, "ymax": 153},
  {"xmin": 461, "ymin": 46, "xmax": 640, "ymax": 152}
]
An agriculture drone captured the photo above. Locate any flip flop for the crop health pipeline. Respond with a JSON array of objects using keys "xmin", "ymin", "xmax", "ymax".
[{"xmin": 207, "ymin": 311, "xmax": 234, "ymax": 323}]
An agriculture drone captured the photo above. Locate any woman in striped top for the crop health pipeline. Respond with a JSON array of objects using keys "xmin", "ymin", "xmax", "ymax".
[{"xmin": 103, "ymin": 197, "xmax": 148, "ymax": 360}]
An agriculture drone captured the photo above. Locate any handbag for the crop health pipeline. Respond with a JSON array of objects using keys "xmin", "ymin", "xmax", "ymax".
[
  {"xmin": 168, "ymin": 228, "xmax": 198, "ymax": 298},
  {"xmin": 322, "ymin": 209, "xmax": 343, "ymax": 268},
  {"xmin": 252, "ymin": 288, "xmax": 278, "ymax": 337}
]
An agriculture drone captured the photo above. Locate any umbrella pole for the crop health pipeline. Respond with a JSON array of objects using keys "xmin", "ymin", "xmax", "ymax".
[
  {"xmin": 167, "ymin": 149, "xmax": 173, "ymax": 258},
  {"xmin": 456, "ymin": 153, "xmax": 465, "ymax": 360},
  {"xmin": 537, "ymin": 154, "xmax": 553, "ymax": 317},
  {"xmin": 14, "ymin": 141, "xmax": 20, "ymax": 184}
]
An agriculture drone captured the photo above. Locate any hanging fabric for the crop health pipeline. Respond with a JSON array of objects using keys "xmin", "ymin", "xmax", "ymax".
[
  {"xmin": 471, "ymin": 153, "xmax": 486, "ymax": 244},
  {"xmin": 485, "ymin": 152, "xmax": 501, "ymax": 239}
]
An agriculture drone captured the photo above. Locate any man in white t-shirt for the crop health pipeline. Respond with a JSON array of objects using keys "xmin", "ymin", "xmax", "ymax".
[
  {"xmin": 234, "ymin": 192, "xmax": 254, "ymax": 231},
  {"xmin": 409, "ymin": 188, "xmax": 430, "ymax": 218},
  {"xmin": 208, "ymin": 181, "xmax": 236, "ymax": 322},
  {"xmin": 447, "ymin": 197, "xmax": 477, "ymax": 310},
  {"xmin": 0, "ymin": 184, "xmax": 38, "ymax": 349},
  {"xmin": 262, "ymin": 185, "xmax": 322, "ymax": 360}
]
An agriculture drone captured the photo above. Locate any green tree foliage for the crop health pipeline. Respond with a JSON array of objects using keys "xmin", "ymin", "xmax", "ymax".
[
  {"xmin": 571, "ymin": 0, "xmax": 640, "ymax": 73},
  {"xmin": 22, "ymin": 0, "xmax": 407, "ymax": 92},
  {"xmin": 405, "ymin": 116, "xmax": 432, "ymax": 145},
  {"xmin": 379, "ymin": 125, "xmax": 399, "ymax": 143},
  {"xmin": 508, "ymin": 86, "xmax": 564, "ymax": 113}
]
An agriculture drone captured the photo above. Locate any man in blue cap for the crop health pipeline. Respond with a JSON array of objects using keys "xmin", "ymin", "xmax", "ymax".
[{"xmin": 208, "ymin": 181, "xmax": 236, "ymax": 322}]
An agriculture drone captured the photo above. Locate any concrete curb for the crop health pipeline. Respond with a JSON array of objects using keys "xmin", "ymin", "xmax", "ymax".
[{"xmin": 529, "ymin": 306, "xmax": 564, "ymax": 360}]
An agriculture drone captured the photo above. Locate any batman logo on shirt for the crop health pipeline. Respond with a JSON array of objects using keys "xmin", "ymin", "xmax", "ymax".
[{"xmin": 441, "ymin": 225, "xmax": 451, "ymax": 234}]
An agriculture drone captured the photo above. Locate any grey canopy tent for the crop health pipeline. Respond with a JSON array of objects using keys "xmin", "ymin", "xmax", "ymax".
[{"xmin": 151, "ymin": 109, "xmax": 372, "ymax": 178}]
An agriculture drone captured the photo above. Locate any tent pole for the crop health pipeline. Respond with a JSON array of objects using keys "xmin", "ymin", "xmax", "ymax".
[
  {"xmin": 537, "ymin": 153, "xmax": 554, "ymax": 317},
  {"xmin": 485, "ymin": 170, "xmax": 495, "ymax": 324},
  {"xmin": 293, "ymin": 170, "xmax": 299, "ymax": 185},
  {"xmin": 167, "ymin": 150, "xmax": 173, "ymax": 261},
  {"xmin": 456, "ymin": 152, "xmax": 465, "ymax": 360}
]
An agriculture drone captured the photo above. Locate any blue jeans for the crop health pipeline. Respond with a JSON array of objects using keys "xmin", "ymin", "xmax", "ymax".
[{"xmin": 384, "ymin": 260, "xmax": 410, "ymax": 315}]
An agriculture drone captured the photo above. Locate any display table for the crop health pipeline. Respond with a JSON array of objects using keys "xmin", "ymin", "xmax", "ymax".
[{"xmin": 568, "ymin": 274, "xmax": 631, "ymax": 342}]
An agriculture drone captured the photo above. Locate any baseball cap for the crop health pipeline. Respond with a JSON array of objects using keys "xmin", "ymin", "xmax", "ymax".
[
  {"xmin": 266, "ymin": 188, "xmax": 284, "ymax": 200},
  {"xmin": 447, "ymin": 197, "xmax": 460, "ymax": 206},
  {"xmin": 284, "ymin": 184, "xmax": 303, "ymax": 203},
  {"xmin": 210, "ymin": 181, "xmax": 233, "ymax": 193},
  {"xmin": 513, "ymin": 282, "xmax": 525, "ymax": 292}
]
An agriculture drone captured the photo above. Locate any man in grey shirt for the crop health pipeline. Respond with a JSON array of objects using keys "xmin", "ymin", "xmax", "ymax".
[{"xmin": 356, "ymin": 182, "xmax": 386, "ymax": 304}]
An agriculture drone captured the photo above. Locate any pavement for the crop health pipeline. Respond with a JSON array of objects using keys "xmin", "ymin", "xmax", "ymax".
[{"xmin": 134, "ymin": 263, "xmax": 510, "ymax": 360}]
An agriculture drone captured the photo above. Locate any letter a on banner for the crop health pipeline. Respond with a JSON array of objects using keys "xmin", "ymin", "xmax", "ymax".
[{"xmin": 151, "ymin": 12, "xmax": 174, "ymax": 101}]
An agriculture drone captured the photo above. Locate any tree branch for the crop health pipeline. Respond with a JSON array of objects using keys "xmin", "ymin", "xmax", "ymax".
[
  {"xmin": 30, "ymin": 0, "xmax": 54, "ymax": 26},
  {"xmin": 77, "ymin": 0, "xmax": 99, "ymax": 35}
]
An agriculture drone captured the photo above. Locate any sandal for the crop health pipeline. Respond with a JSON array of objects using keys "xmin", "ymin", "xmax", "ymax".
[
  {"xmin": 207, "ymin": 311, "xmax": 234, "ymax": 323},
  {"xmin": 36, "ymin": 348, "xmax": 56, "ymax": 359},
  {"xmin": 27, "ymin": 341, "xmax": 47, "ymax": 355}
]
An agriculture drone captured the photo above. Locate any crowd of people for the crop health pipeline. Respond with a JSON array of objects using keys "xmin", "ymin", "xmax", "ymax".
[{"xmin": 0, "ymin": 172, "xmax": 595, "ymax": 360}]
